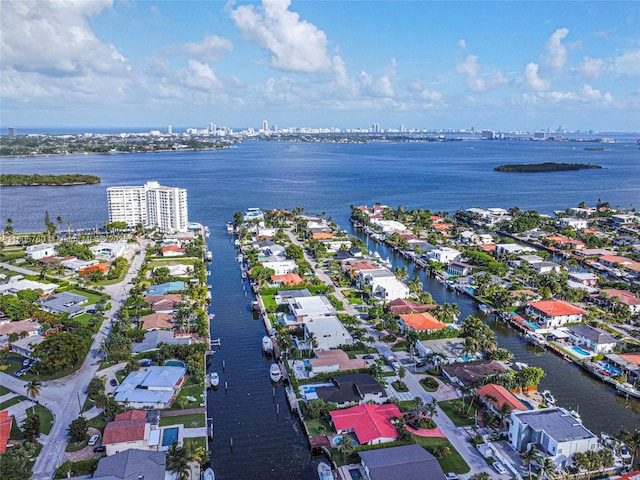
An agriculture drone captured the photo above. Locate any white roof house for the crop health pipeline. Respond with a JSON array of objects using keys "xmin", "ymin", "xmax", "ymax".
[
  {"xmin": 558, "ymin": 217, "xmax": 588, "ymax": 230},
  {"xmin": 427, "ymin": 247, "xmax": 461, "ymax": 264},
  {"xmin": 259, "ymin": 258, "xmax": 297, "ymax": 276},
  {"xmin": 358, "ymin": 269, "xmax": 409, "ymax": 301},
  {"xmin": 0, "ymin": 279, "xmax": 57, "ymax": 297},
  {"xmin": 496, "ymin": 243, "xmax": 537, "ymax": 255},
  {"xmin": 370, "ymin": 219, "xmax": 407, "ymax": 233},
  {"xmin": 288, "ymin": 295, "xmax": 337, "ymax": 323},
  {"xmin": 25, "ymin": 243, "xmax": 56, "ymax": 260},
  {"xmin": 114, "ymin": 366, "xmax": 186, "ymax": 409},
  {"xmin": 304, "ymin": 316, "xmax": 354, "ymax": 350},
  {"xmin": 90, "ymin": 242, "xmax": 127, "ymax": 259}
]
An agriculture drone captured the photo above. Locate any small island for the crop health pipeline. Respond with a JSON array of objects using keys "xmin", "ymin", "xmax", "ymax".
[
  {"xmin": 494, "ymin": 162, "xmax": 602, "ymax": 172},
  {"xmin": 0, "ymin": 173, "xmax": 101, "ymax": 186}
]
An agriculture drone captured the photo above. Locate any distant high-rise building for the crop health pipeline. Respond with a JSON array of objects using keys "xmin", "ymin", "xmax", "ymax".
[
  {"xmin": 8, "ymin": 126, "xmax": 16, "ymax": 137},
  {"xmin": 107, "ymin": 181, "xmax": 188, "ymax": 233},
  {"xmin": 167, "ymin": 125, "xmax": 172, "ymax": 135},
  {"xmin": 262, "ymin": 120, "xmax": 269, "ymax": 132}
]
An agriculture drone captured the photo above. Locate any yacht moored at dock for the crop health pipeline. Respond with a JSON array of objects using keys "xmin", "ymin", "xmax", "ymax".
[
  {"xmin": 542, "ymin": 390, "xmax": 556, "ymax": 405},
  {"xmin": 270, "ymin": 363, "xmax": 282, "ymax": 382},
  {"xmin": 226, "ymin": 221, "xmax": 234, "ymax": 233},
  {"xmin": 208, "ymin": 372, "xmax": 220, "ymax": 388},
  {"xmin": 262, "ymin": 335, "xmax": 274, "ymax": 353},
  {"xmin": 205, "ymin": 250, "xmax": 213, "ymax": 262},
  {"xmin": 317, "ymin": 462, "xmax": 333, "ymax": 480},
  {"xmin": 616, "ymin": 382, "xmax": 640, "ymax": 399}
]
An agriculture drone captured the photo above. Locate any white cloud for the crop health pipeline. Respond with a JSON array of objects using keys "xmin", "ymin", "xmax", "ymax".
[
  {"xmin": 458, "ymin": 39, "xmax": 467, "ymax": 49},
  {"xmin": 581, "ymin": 84, "xmax": 613, "ymax": 103},
  {"xmin": 577, "ymin": 56, "xmax": 610, "ymax": 79},
  {"xmin": 614, "ymin": 50, "xmax": 640, "ymax": 76},
  {"xmin": 229, "ymin": 0, "xmax": 332, "ymax": 73},
  {"xmin": 0, "ymin": 0, "xmax": 128, "ymax": 76},
  {"xmin": 456, "ymin": 55, "xmax": 506, "ymax": 92},
  {"xmin": 168, "ymin": 34, "xmax": 233, "ymax": 62},
  {"xmin": 541, "ymin": 27, "xmax": 569, "ymax": 74},
  {"xmin": 523, "ymin": 62, "xmax": 550, "ymax": 91}
]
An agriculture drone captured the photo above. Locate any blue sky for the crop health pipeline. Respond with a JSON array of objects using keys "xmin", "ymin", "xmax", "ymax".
[{"xmin": 1, "ymin": 1, "xmax": 639, "ymax": 132}]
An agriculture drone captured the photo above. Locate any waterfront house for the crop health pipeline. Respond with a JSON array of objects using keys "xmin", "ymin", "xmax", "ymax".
[
  {"xmin": 568, "ymin": 272, "xmax": 599, "ymax": 287},
  {"xmin": 145, "ymin": 281, "xmax": 185, "ymax": 296},
  {"xmin": 139, "ymin": 312, "xmax": 175, "ymax": 331},
  {"xmin": 37, "ymin": 291, "xmax": 88, "ymax": 316},
  {"xmin": 270, "ymin": 272, "xmax": 304, "ymax": 287},
  {"xmin": 288, "ymin": 295, "xmax": 336, "ymax": 322},
  {"xmin": 161, "ymin": 245, "xmax": 186, "ymax": 257},
  {"xmin": 145, "ymin": 294, "xmax": 182, "ymax": 313},
  {"xmin": 476, "ymin": 383, "xmax": 529, "ymax": 417},
  {"xmin": 274, "ymin": 288, "xmax": 312, "ymax": 304},
  {"xmin": 526, "ymin": 300, "xmax": 585, "ymax": 328},
  {"xmin": 153, "ymin": 264, "xmax": 193, "ymax": 277},
  {"xmin": 259, "ymin": 258, "xmax": 297, "ymax": 275},
  {"xmin": 316, "ymin": 373, "xmax": 387, "ymax": 406},
  {"xmin": 598, "ymin": 254, "xmax": 633, "ymax": 268},
  {"xmin": 358, "ymin": 444, "xmax": 446, "ymax": 480},
  {"xmin": 441, "ymin": 360, "xmax": 508, "ymax": 387},
  {"xmin": 427, "ymin": 247, "xmax": 460, "ymax": 264},
  {"xmin": 565, "ymin": 325, "xmax": 617, "ymax": 354},
  {"xmin": 398, "ymin": 312, "xmax": 447, "ymax": 333},
  {"xmin": 304, "ymin": 315, "xmax": 353, "ymax": 350},
  {"xmin": 495, "ymin": 243, "xmax": 536, "ymax": 255},
  {"xmin": 25, "ymin": 243, "xmax": 56, "ymax": 261},
  {"xmin": 90, "ymin": 241, "xmax": 126, "ymax": 259},
  {"xmin": 113, "ymin": 366, "xmax": 186, "ymax": 409},
  {"xmin": 508, "ymin": 407, "xmax": 598, "ymax": 469},
  {"xmin": 307, "ymin": 349, "xmax": 367, "ymax": 377},
  {"xmin": 531, "ymin": 261, "xmax": 562, "ymax": 274},
  {"xmin": 603, "ymin": 353, "xmax": 640, "ymax": 384},
  {"xmin": 447, "ymin": 261, "xmax": 473, "ymax": 277},
  {"xmin": 92, "ymin": 449, "xmax": 167, "ymax": 480},
  {"xmin": 386, "ymin": 298, "xmax": 437, "ymax": 315},
  {"xmin": 330, "ymin": 403, "xmax": 400, "ymax": 445},
  {"xmin": 558, "ymin": 217, "xmax": 589, "ymax": 230},
  {"xmin": 103, "ymin": 410, "xmax": 156, "ymax": 456},
  {"xmin": 357, "ymin": 268, "xmax": 409, "ymax": 301},
  {"xmin": 132, "ymin": 330, "xmax": 192, "ymax": 354}
]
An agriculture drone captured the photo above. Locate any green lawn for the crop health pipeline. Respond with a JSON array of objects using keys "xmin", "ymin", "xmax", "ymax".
[
  {"xmin": 34, "ymin": 404, "xmax": 54, "ymax": 435},
  {"xmin": 414, "ymin": 436, "xmax": 470, "ymax": 474},
  {"xmin": 67, "ymin": 289, "xmax": 103, "ymax": 305},
  {"xmin": 170, "ymin": 382, "xmax": 205, "ymax": 410},
  {"xmin": 437, "ymin": 399, "xmax": 477, "ymax": 427},
  {"xmin": 341, "ymin": 289, "xmax": 364, "ymax": 305},
  {"xmin": 0, "ymin": 395, "xmax": 27, "ymax": 410},
  {"xmin": 0, "ymin": 385, "xmax": 11, "ymax": 395},
  {"xmin": 184, "ymin": 437, "xmax": 207, "ymax": 450},
  {"xmin": 305, "ymin": 418, "xmax": 332, "ymax": 437},
  {"xmin": 260, "ymin": 294, "xmax": 277, "ymax": 312},
  {"xmin": 87, "ymin": 415, "xmax": 107, "ymax": 433},
  {"xmin": 159, "ymin": 413, "xmax": 206, "ymax": 428}
]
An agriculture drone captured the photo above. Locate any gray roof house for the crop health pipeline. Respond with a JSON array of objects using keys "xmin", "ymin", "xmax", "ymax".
[
  {"xmin": 566, "ymin": 325, "xmax": 618, "ymax": 354},
  {"xmin": 508, "ymin": 407, "xmax": 598, "ymax": 468},
  {"xmin": 38, "ymin": 291, "xmax": 88, "ymax": 316},
  {"xmin": 359, "ymin": 444, "xmax": 446, "ymax": 480},
  {"xmin": 315, "ymin": 373, "xmax": 386, "ymax": 406},
  {"xmin": 92, "ymin": 449, "xmax": 166, "ymax": 479}
]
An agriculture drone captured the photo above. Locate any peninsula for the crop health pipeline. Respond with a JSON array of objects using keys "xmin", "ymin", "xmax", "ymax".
[
  {"xmin": 0, "ymin": 173, "xmax": 101, "ymax": 186},
  {"xmin": 494, "ymin": 162, "xmax": 602, "ymax": 172}
]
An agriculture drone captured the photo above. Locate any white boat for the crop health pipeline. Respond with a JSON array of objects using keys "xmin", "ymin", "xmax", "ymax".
[
  {"xmin": 203, "ymin": 467, "xmax": 215, "ymax": 480},
  {"xmin": 262, "ymin": 336, "xmax": 273, "ymax": 353},
  {"xmin": 479, "ymin": 304, "xmax": 491, "ymax": 314},
  {"xmin": 542, "ymin": 389, "xmax": 556, "ymax": 404},
  {"xmin": 209, "ymin": 372, "xmax": 219, "ymax": 388},
  {"xmin": 525, "ymin": 332, "xmax": 547, "ymax": 347},
  {"xmin": 226, "ymin": 221, "xmax": 234, "ymax": 233},
  {"xmin": 270, "ymin": 363, "xmax": 282, "ymax": 382},
  {"xmin": 317, "ymin": 462, "xmax": 333, "ymax": 480},
  {"xmin": 204, "ymin": 226, "xmax": 210, "ymax": 238},
  {"xmin": 616, "ymin": 382, "xmax": 640, "ymax": 399},
  {"xmin": 205, "ymin": 251, "xmax": 213, "ymax": 262}
]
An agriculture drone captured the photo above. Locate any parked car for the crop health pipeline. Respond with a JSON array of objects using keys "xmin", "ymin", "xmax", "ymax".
[
  {"xmin": 110, "ymin": 379, "xmax": 118, "ymax": 387},
  {"xmin": 406, "ymin": 420, "xmax": 420, "ymax": 429},
  {"xmin": 88, "ymin": 434, "xmax": 100, "ymax": 446},
  {"xmin": 362, "ymin": 354, "xmax": 375, "ymax": 360},
  {"xmin": 445, "ymin": 474, "xmax": 459, "ymax": 480},
  {"xmin": 493, "ymin": 462, "xmax": 507, "ymax": 475},
  {"xmin": 22, "ymin": 359, "xmax": 30, "ymax": 367},
  {"xmin": 93, "ymin": 445, "xmax": 106, "ymax": 453},
  {"xmin": 14, "ymin": 368, "xmax": 27, "ymax": 377}
]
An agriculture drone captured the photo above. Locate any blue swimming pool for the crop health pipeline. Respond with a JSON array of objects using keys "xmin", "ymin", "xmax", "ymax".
[
  {"xmin": 572, "ymin": 346, "xmax": 591, "ymax": 356},
  {"xmin": 333, "ymin": 435, "xmax": 358, "ymax": 447},
  {"xmin": 162, "ymin": 427, "xmax": 179, "ymax": 447},
  {"xmin": 525, "ymin": 321, "xmax": 541, "ymax": 330},
  {"xmin": 598, "ymin": 362, "xmax": 622, "ymax": 375},
  {"xmin": 165, "ymin": 360, "xmax": 186, "ymax": 367}
]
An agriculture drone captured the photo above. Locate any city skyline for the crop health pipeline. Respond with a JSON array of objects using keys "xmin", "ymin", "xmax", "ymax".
[{"xmin": 1, "ymin": 1, "xmax": 639, "ymax": 132}]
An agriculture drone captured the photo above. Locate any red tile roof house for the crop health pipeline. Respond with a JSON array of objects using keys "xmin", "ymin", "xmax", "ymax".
[
  {"xmin": 600, "ymin": 289, "xmax": 640, "ymax": 314},
  {"xmin": 399, "ymin": 312, "xmax": 447, "ymax": 333},
  {"xmin": 161, "ymin": 245, "xmax": 186, "ymax": 257},
  {"xmin": 103, "ymin": 410, "xmax": 151, "ymax": 456},
  {"xmin": 145, "ymin": 294, "xmax": 183, "ymax": 313},
  {"xmin": 526, "ymin": 299, "xmax": 586, "ymax": 328},
  {"xmin": 386, "ymin": 298, "xmax": 437, "ymax": 315},
  {"xmin": 598, "ymin": 254, "xmax": 633, "ymax": 268},
  {"xmin": 476, "ymin": 383, "xmax": 528, "ymax": 417},
  {"xmin": 270, "ymin": 273, "xmax": 304, "ymax": 287},
  {"xmin": 330, "ymin": 404, "xmax": 401, "ymax": 445}
]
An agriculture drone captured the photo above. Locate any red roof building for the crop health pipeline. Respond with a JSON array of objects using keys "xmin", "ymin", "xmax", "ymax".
[
  {"xmin": 102, "ymin": 410, "xmax": 148, "ymax": 446},
  {"xmin": 270, "ymin": 273, "xmax": 304, "ymax": 287},
  {"xmin": 330, "ymin": 404, "xmax": 401, "ymax": 445},
  {"xmin": 399, "ymin": 312, "xmax": 447, "ymax": 332},
  {"xmin": 386, "ymin": 298, "xmax": 437, "ymax": 315},
  {"xmin": 526, "ymin": 299, "xmax": 585, "ymax": 328},
  {"xmin": 0, "ymin": 411, "xmax": 13, "ymax": 454},
  {"xmin": 161, "ymin": 245, "xmax": 186, "ymax": 256},
  {"xmin": 476, "ymin": 383, "xmax": 528, "ymax": 413}
]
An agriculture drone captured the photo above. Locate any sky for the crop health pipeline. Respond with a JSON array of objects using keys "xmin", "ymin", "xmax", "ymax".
[{"xmin": 1, "ymin": 0, "xmax": 639, "ymax": 132}]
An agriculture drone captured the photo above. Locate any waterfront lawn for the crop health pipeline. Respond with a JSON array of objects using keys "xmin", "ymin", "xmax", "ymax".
[
  {"xmin": 184, "ymin": 437, "xmax": 207, "ymax": 450},
  {"xmin": 437, "ymin": 399, "xmax": 476, "ymax": 427},
  {"xmin": 261, "ymin": 294, "xmax": 278, "ymax": 312},
  {"xmin": 306, "ymin": 418, "xmax": 332, "ymax": 437},
  {"xmin": 170, "ymin": 381, "xmax": 204, "ymax": 410},
  {"xmin": 414, "ymin": 436, "xmax": 470, "ymax": 474},
  {"xmin": 159, "ymin": 413, "xmax": 205, "ymax": 428}
]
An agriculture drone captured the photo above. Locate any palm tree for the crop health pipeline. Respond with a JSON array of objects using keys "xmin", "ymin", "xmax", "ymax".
[
  {"xmin": 4, "ymin": 218, "xmax": 14, "ymax": 235},
  {"xmin": 25, "ymin": 380, "xmax": 41, "ymax": 413},
  {"xmin": 538, "ymin": 456, "xmax": 556, "ymax": 479},
  {"xmin": 336, "ymin": 436, "xmax": 356, "ymax": 462},
  {"xmin": 521, "ymin": 445, "xmax": 542, "ymax": 479},
  {"xmin": 167, "ymin": 442, "xmax": 189, "ymax": 480}
]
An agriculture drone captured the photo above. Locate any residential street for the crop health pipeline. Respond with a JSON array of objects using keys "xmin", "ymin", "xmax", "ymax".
[{"xmin": 1, "ymin": 240, "xmax": 147, "ymax": 480}]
